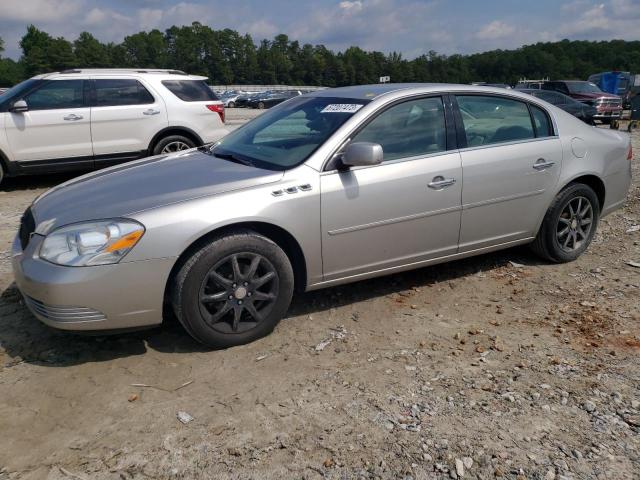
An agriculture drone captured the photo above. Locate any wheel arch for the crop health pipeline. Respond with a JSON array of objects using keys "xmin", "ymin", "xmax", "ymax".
[
  {"xmin": 164, "ymin": 221, "xmax": 308, "ymax": 302},
  {"xmin": 559, "ymin": 173, "xmax": 606, "ymax": 210},
  {"xmin": 148, "ymin": 127, "xmax": 204, "ymax": 154},
  {"xmin": 0, "ymin": 147, "xmax": 10, "ymax": 175}
]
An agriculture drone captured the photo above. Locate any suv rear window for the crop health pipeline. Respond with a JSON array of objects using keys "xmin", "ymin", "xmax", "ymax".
[{"xmin": 162, "ymin": 80, "xmax": 218, "ymax": 101}]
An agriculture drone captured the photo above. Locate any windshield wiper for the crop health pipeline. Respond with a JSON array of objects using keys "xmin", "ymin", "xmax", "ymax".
[{"xmin": 211, "ymin": 151, "xmax": 255, "ymax": 167}]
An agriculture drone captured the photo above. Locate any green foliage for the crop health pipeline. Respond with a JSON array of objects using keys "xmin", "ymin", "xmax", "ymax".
[{"xmin": 7, "ymin": 24, "xmax": 640, "ymax": 87}]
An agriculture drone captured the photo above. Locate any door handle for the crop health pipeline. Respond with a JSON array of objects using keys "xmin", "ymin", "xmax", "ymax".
[
  {"xmin": 428, "ymin": 176, "xmax": 457, "ymax": 189},
  {"xmin": 63, "ymin": 114, "xmax": 83, "ymax": 121},
  {"xmin": 143, "ymin": 109, "xmax": 160, "ymax": 115},
  {"xmin": 533, "ymin": 158, "xmax": 555, "ymax": 171}
]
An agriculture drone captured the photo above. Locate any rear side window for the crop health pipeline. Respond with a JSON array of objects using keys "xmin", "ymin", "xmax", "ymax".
[
  {"xmin": 530, "ymin": 105, "xmax": 553, "ymax": 137},
  {"xmin": 352, "ymin": 97, "xmax": 447, "ymax": 161},
  {"xmin": 162, "ymin": 80, "xmax": 218, "ymax": 101},
  {"xmin": 94, "ymin": 79, "xmax": 154, "ymax": 106},
  {"xmin": 456, "ymin": 95, "xmax": 534, "ymax": 147},
  {"xmin": 25, "ymin": 80, "xmax": 84, "ymax": 110}
]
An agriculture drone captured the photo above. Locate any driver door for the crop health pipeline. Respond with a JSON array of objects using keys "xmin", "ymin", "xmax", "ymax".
[
  {"xmin": 320, "ymin": 96, "xmax": 462, "ymax": 281},
  {"xmin": 5, "ymin": 79, "xmax": 93, "ymax": 163}
]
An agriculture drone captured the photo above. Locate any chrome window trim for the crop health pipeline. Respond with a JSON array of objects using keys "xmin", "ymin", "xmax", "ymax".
[{"xmin": 455, "ymin": 135, "xmax": 560, "ymax": 154}]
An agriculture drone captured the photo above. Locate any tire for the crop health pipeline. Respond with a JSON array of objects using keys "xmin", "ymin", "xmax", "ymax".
[
  {"xmin": 531, "ymin": 183, "xmax": 600, "ymax": 263},
  {"xmin": 0, "ymin": 162, "xmax": 4, "ymax": 188},
  {"xmin": 257, "ymin": 102, "xmax": 265, "ymax": 109},
  {"xmin": 629, "ymin": 121, "xmax": 638, "ymax": 133},
  {"xmin": 171, "ymin": 230, "xmax": 294, "ymax": 348},
  {"xmin": 610, "ymin": 120, "xmax": 620, "ymax": 130},
  {"xmin": 152, "ymin": 135, "xmax": 196, "ymax": 156},
  {"xmin": 228, "ymin": 101, "xmax": 235, "ymax": 108}
]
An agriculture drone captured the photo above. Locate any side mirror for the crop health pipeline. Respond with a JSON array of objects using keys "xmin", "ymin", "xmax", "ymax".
[
  {"xmin": 341, "ymin": 142, "xmax": 383, "ymax": 167},
  {"xmin": 9, "ymin": 100, "xmax": 28, "ymax": 113}
]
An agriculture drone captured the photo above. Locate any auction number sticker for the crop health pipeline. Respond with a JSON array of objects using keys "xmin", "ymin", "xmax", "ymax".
[{"xmin": 321, "ymin": 104, "xmax": 364, "ymax": 113}]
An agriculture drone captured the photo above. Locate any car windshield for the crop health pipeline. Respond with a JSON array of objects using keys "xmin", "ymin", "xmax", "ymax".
[
  {"xmin": 209, "ymin": 96, "xmax": 370, "ymax": 171},
  {"xmin": 567, "ymin": 82, "xmax": 602, "ymax": 94}
]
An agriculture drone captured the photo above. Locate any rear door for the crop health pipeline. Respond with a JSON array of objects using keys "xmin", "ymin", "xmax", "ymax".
[
  {"xmin": 5, "ymin": 79, "xmax": 92, "ymax": 163},
  {"xmin": 454, "ymin": 94, "xmax": 562, "ymax": 251},
  {"xmin": 321, "ymin": 96, "xmax": 462, "ymax": 281},
  {"xmin": 89, "ymin": 77, "xmax": 167, "ymax": 165}
]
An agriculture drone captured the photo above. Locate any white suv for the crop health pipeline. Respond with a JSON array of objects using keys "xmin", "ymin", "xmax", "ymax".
[{"xmin": 0, "ymin": 69, "xmax": 227, "ymax": 185}]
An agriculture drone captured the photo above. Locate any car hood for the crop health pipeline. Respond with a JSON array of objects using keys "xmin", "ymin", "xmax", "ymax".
[
  {"xmin": 30, "ymin": 149, "xmax": 284, "ymax": 235},
  {"xmin": 572, "ymin": 92, "xmax": 620, "ymax": 100}
]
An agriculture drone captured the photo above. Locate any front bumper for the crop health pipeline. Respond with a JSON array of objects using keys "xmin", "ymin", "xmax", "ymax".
[
  {"xmin": 593, "ymin": 109, "xmax": 622, "ymax": 119},
  {"xmin": 11, "ymin": 234, "xmax": 177, "ymax": 331}
]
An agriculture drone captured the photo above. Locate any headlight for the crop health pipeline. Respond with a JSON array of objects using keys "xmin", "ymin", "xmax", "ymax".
[{"xmin": 40, "ymin": 220, "xmax": 145, "ymax": 266}]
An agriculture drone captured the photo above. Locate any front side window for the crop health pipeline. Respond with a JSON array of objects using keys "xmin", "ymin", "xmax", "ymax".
[
  {"xmin": 351, "ymin": 97, "xmax": 447, "ymax": 162},
  {"xmin": 456, "ymin": 95, "xmax": 534, "ymax": 147},
  {"xmin": 95, "ymin": 79, "xmax": 154, "ymax": 106},
  {"xmin": 210, "ymin": 96, "xmax": 370, "ymax": 170},
  {"xmin": 24, "ymin": 80, "xmax": 84, "ymax": 110},
  {"xmin": 162, "ymin": 80, "xmax": 218, "ymax": 101}
]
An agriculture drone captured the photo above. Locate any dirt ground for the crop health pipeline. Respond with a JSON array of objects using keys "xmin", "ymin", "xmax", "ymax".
[{"xmin": 0, "ymin": 116, "xmax": 638, "ymax": 480}]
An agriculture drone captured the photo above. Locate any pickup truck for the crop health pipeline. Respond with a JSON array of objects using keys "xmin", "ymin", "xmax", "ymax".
[{"xmin": 542, "ymin": 80, "xmax": 623, "ymax": 125}]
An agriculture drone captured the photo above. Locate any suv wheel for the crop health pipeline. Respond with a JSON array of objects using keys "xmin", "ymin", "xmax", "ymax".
[
  {"xmin": 531, "ymin": 183, "xmax": 600, "ymax": 263},
  {"xmin": 257, "ymin": 101, "xmax": 265, "ymax": 109},
  {"xmin": 228, "ymin": 101, "xmax": 235, "ymax": 108},
  {"xmin": 153, "ymin": 135, "xmax": 196, "ymax": 155},
  {"xmin": 0, "ymin": 163, "xmax": 4, "ymax": 187},
  {"xmin": 171, "ymin": 231, "xmax": 294, "ymax": 348}
]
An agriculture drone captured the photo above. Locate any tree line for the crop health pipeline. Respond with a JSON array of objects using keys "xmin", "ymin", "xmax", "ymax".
[{"xmin": 1, "ymin": 23, "xmax": 639, "ymax": 88}]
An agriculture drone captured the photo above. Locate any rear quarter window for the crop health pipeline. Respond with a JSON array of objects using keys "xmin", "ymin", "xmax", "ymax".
[
  {"xmin": 161, "ymin": 80, "xmax": 219, "ymax": 102},
  {"xmin": 530, "ymin": 105, "xmax": 554, "ymax": 137}
]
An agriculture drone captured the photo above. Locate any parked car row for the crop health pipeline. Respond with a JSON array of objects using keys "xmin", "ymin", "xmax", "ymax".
[
  {"xmin": 0, "ymin": 69, "xmax": 227, "ymax": 185},
  {"xmin": 218, "ymin": 89, "xmax": 305, "ymax": 109}
]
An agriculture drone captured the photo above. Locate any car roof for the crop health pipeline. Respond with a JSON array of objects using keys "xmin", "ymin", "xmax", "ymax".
[
  {"xmin": 307, "ymin": 83, "xmax": 531, "ymax": 100},
  {"xmin": 33, "ymin": 69, "xmax": 208, "ymax": 81}
]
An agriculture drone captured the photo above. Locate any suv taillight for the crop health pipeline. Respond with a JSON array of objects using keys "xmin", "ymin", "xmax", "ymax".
[{"xmin": 206, "ymin": 104, "xmax": 225, "ymax": 123}]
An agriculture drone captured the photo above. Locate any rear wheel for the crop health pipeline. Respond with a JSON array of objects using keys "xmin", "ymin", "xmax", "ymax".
[
  {"xmin": 531, "ymin": 184, "xmax": 600, "ymax": 263},
  {"xmin": 171, "ymin": 231, "xmax": 294, "ymax": 348},
  {"xmin": 228, "ymin": 101, "xmax": 235, "ymax": 108},
  {"xmin": 257, "ymin": 102, "xmax": 265, "ymax": 109},
  {"xmin": 0, "ymin": 163, "xmax": 4, "ymax": 187},
  {"xmin": 153, "ymin": 135, "xmax": 196, "ymax": 156}
]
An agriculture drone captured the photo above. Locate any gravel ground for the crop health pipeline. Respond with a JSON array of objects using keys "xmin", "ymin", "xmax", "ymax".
[{"xmin": 0, "ymin": 120, "xmax": 638, "ymax": 480}]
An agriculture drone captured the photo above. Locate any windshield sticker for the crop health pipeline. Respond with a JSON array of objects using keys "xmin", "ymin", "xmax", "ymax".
[{"xmin": 321, "ymin": 104, "xmax": 364, "ymax": 113}]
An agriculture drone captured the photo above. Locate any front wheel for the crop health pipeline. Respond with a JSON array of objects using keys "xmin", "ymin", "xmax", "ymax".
[
  {"xmin": 257, "ymin": 102, "xmax": 265, "ymax": 109},
  {"xmin": 171, "ymin": 231, "xmax": 294, "ymax": 348},
  {"xmin": 0, "ymin": 162, "xmax": 4, "ymax": 187},
  {"xmin": 228, "ymin": 101, "xmax": 235, "ymax": 108},
  {"xmin": 531, "ymin": 184, "xmax": 600, "ymax": 263}
]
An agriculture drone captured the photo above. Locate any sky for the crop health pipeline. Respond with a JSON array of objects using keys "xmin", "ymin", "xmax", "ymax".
[{"xmin": 0, "ymin": 0, "xmax": 639, "ymax": 59}]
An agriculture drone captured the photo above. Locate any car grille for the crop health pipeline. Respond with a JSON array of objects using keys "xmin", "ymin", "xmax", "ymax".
[
  {"xmin": 18, "ymin": 207, "xmax": 35, "ymax": 250},
  {"xmin": 24, "ymin": 296, "xmax": 106, "ymax": 323},
  {"xmin": 597, "ymin": 98, "xmax": 622, "ymax": 107}
]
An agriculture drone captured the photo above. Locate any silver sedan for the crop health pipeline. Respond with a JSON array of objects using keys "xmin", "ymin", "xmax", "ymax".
[{"xmin": 12, "ymin": 84, "xmax": 633, "ymax": 347}]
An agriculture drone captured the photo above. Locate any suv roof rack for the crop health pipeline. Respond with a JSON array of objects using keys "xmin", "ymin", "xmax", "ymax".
[{"xmin": 58, "ymin": 68, "xmax": 188, "ymax": 75}]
